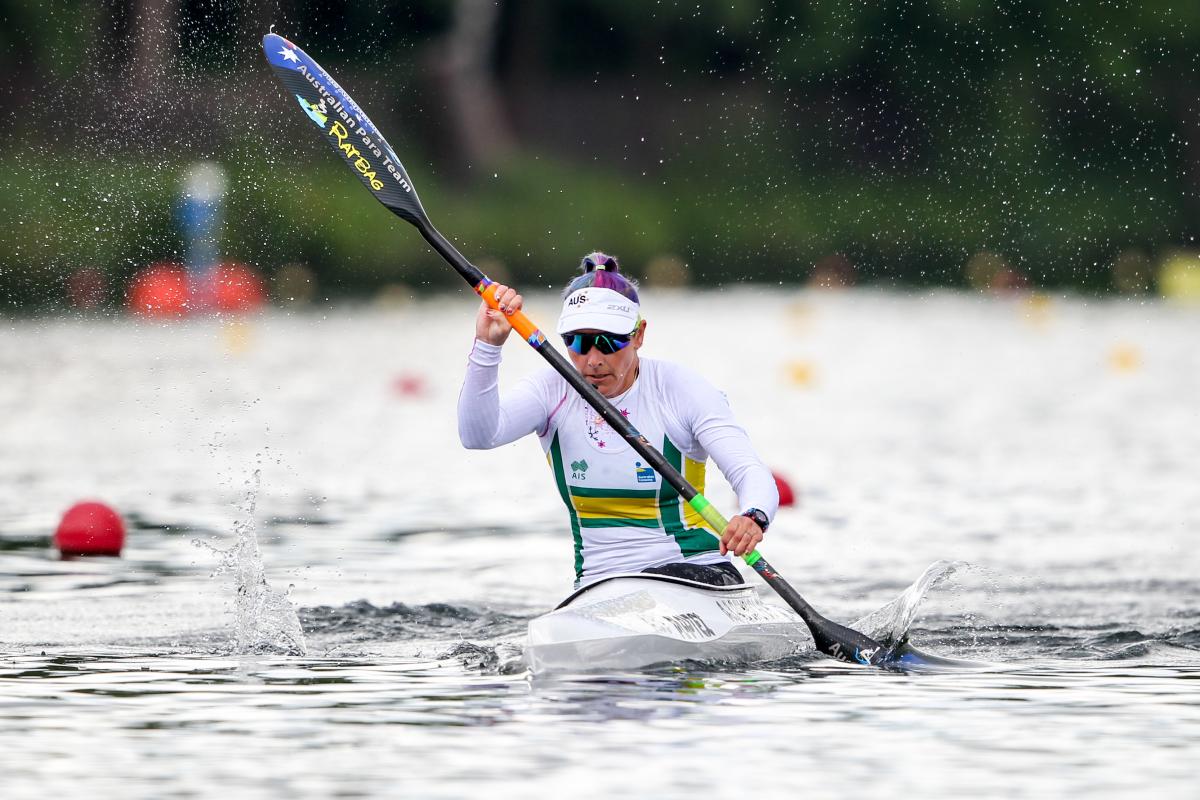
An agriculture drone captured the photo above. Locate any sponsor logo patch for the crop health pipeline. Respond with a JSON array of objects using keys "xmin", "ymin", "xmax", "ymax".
[{"xmin": 296, "ymin": 95, "xmax": 327, "ymax": 127}]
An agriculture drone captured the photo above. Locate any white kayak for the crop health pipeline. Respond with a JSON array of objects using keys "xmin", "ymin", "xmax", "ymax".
[{"xmin": 525, "ymin": 573, "xmax": 811, "ymax": 673}]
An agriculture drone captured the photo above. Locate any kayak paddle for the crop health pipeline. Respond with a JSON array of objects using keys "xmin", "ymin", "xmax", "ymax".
[{"xmin": 261, "ymin": 33, "xmax": 893, "ymax": 667}]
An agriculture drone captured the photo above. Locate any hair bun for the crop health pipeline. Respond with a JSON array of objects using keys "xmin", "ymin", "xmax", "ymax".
[
  {"xmin": 580, "ymin": 252, "xmax": 620, "ymax": 274},
  {"xmin": 563, "ymin": 251, "xmax": 639, "ymax": 302}
]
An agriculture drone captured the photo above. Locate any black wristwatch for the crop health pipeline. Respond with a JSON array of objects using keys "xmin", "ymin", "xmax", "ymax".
[{"xmin": 741, "ymin": 508, "xmax": 769, "ymax": 533}]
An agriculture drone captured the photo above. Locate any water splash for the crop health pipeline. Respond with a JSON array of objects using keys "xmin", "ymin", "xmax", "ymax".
[
  {"xmin": 852, "ymin": 559, "xmax": 965, "ymax": 647},
  {"xmin": 195, "ymin": 470, "xmax": 307, "ymax": 655},
  {"xmin": 440, "ymin": 641, "xmax": 527, "ymax": 674}
]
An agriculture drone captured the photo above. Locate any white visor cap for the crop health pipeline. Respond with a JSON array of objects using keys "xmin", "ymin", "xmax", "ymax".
[{"xmin": 556, "ymin": 287, "xmax": 640, "ymax": 334}]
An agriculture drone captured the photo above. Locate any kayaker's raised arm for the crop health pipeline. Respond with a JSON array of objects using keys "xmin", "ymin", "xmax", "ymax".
[{"xmin": 458, "ymin": 285, "xmax": 550, "ymax": 449}]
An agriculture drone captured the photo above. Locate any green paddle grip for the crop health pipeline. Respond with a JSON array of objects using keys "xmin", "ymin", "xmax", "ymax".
[{"xmin": 687, "ymin": 494, "xmax": 762, "ymax": 567}]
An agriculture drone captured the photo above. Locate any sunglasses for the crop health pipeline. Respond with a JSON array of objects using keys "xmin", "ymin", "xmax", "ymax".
[{"xmin": 561, "ymin": 330, "xmax": 635, "ymax": 355}]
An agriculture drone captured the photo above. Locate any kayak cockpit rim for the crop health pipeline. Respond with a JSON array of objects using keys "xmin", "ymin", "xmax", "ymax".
[{"xmin": 555, "ymin": 572, "xmax": 753, "ymax": 610}]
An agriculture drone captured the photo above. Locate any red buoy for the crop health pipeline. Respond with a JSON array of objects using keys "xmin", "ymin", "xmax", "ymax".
[
  {"xmin": 127, "ymin": 262, "xmax": 189, "ymax": 317},
  {"xmin": 773, "ymin": 471, "xmax": 797, "ymax": 508},
  {"xmin": 212, "ymin": 262, "xmax": 267, "ymax": 312},
  {"xmin": 54, "ymin": 501, "xmax": 125, "ymax": 557},
  {"xmin": 391, "ymin": 372, "xmax": 429, "ymax": 398}
]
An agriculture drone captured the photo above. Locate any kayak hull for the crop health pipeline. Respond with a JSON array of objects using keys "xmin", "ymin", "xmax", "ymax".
[{"xmin": 525, "ymin": 573, "xmax": 809, "ymax": 673}]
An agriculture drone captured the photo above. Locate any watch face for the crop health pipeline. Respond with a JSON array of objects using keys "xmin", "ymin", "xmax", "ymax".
[{"xmin": 744, "ymin": 509, "xmax": 768, "ymax": 530}]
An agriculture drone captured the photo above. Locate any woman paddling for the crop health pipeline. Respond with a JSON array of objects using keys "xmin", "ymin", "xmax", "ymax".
[{"xmin": 458, "ymin": 252, "xmax": 778, "ymax": 588}]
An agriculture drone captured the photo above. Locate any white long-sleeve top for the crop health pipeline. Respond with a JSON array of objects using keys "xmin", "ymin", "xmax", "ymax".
[{"xmin": 458, "ymin": 340, "xmax": 779, "ymax": 584}]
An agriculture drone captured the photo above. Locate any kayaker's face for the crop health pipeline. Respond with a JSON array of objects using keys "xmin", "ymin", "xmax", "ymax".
[{"xmin": 566, "ymin": 321, "xmax": 646, "ymax": 397}]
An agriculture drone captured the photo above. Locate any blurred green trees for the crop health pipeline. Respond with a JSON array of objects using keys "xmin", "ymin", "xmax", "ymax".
[{"xmin": 2, "ymin": 0, "xmax": 1197, "ymax": 308}]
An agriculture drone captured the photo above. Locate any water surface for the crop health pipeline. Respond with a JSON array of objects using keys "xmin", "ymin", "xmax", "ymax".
[{"xmin": 1, "ymin": 290, "xmax": 1197, "ymax": 797}]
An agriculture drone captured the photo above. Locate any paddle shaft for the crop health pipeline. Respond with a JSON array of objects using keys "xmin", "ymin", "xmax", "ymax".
[{"xmin": 262, "ymin": 33, "xmax": 890, "ymax": 667}]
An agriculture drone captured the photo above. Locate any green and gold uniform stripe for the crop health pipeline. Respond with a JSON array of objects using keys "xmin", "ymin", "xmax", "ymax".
[
  {"xmin": 548, "ymin": 433, "xmax": 584, "ymax": 576},
  {"xmin": 549, "ymin": 433, "xmax": 721, "ymax": 579},
  {"xmin": 659, "ymin": 437, "xmax": 720, "ymax": 556},
  {"xmin": 569, "ymin": 486, "xmax": 660, "ymax": 527}
]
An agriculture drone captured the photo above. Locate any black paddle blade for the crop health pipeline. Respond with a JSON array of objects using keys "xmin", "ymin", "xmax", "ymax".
[
  {"xmin": 750, "ymin": 558, "xmax": 890, "ymax": 666},
  {"xmin": 262, "ymin": 33, "xmax": 429, "ymax": 226},
  {"xmin": 806, "ymin": 617, "xmax": 890, "ymax": 666}
]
